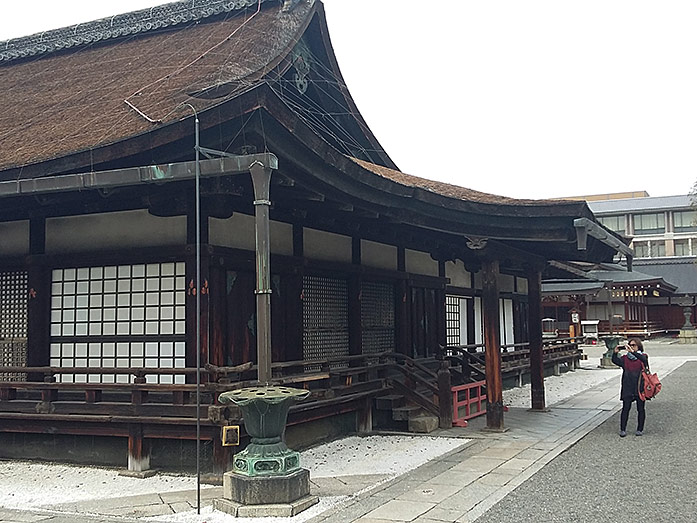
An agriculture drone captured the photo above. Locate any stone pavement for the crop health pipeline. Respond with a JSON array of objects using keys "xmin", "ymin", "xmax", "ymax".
[{"xmin": 1, "ymin": 342, "xmax": 695, "ymax": 523}]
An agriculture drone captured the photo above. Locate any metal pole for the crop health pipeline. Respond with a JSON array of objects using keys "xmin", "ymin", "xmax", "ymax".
[
  {"xmin": 249, "ymin": 162, "xmax": 273, "ymax": 385},
  {"xmin": 195, "ymin": 114, "xmax": 202, "ymax": 515},
  {"xmin": 183, "ymin": 103, "xmax": 202, "ymax": 515},
  {"xmin": 607, "ymin": 288, "xmax": 614, "ymax": 336}
]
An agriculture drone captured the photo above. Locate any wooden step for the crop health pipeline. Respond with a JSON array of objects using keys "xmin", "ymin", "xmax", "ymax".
[
  {"xmin": 374, "ymin": 394, "xmax": 405, "ymax": 410},
  {"xmin": 392, "ymin": 405, "xmax": 422, "ymax": 421},
  {"xmin": 331, "ymin": 379, "xmax": 386, "ymax": 397}
]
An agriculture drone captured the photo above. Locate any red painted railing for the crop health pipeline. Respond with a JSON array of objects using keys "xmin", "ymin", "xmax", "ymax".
[{"xmin": 451, "ymin": 379, "xmax": 486, "ymax": 427}]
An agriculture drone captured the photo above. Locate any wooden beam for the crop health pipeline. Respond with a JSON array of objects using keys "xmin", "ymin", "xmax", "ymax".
[
  {"xmin": 348, "ymin": 274, "xmax": 362, "ymax": 358},
  {"xmin": 482, "ymin": 259, "xmax": 505, "ymax": 430}
]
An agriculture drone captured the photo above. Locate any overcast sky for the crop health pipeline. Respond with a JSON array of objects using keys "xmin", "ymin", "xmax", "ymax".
[{"xmin": 2, "ymin": 1, "xmax": 696, "ymax": 199}]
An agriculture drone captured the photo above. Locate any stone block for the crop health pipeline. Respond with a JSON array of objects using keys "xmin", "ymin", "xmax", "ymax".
[
  {"xmin": 222, "ymin": 468, "xmax": 311, "ymax": 505},
  {"xmin": 409, "ymin": 415, "xmax": 439, "ymax": 433},
  {"xmin": 213, "ymin": 495, "xmax": 318, "ymax": 517}
]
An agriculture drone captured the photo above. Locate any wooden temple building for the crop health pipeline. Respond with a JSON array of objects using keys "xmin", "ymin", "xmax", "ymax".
[
  {"xmin": 0, "ymin": 0, "xmax": 628, "ymax": 473},
  {"xmin": 542, "ymin": 262, "xmax": 677, "ymax": 338}
]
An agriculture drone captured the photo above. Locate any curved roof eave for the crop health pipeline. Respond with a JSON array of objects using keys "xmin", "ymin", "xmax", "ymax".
[
  {"xmin": 311, "ymin": 1, "xmax": 398, "ymax": 171},
  {"xmin": 254, "ymin": 84, "xmax": 599, "ymax": 223}
]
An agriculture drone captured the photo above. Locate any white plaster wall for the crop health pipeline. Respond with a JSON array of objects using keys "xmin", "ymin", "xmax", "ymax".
[
  {"xmin": 361, "ymin": 239, "xmax": 397, "ymax": 271},
  {"xmin": 445, "ymin": 260, "xmax": 470, "ymax": 288},
  {"xmin": 474, "ymin": 297, "xmax": 483, "ymax": 345},
  {"xmin": 473, "ymin": 271, "xmax": 483, "ymax": 290},
  {"xmin": 46, "ymin": 211, "xmax": 185, "ymax": 253},
  {"xmin": 209, "ymin": 214, "xmax": 293, "ymax": 255},
  {"xmin": 210, "ymin": 213, "xmax": 255, "ymax": 251},
  {"xmin": 516, "ymin": 277, "xmax": 528, "ymax": 295},
  {"xmin": 0, "ymin": 221, "xmax": 29, "ymax": 256},
  {"xmin": 499, "ymin": 298, "xmax": 515, "ymax": 345},
  {"xmin": 406, "ymin": 249, "xmax": 438, "ymax": 277},
  {"xmin": 587, "ymin": 304, "xmax": 607, "ymax": 321},
  {"xmin": 498, "ymin": 273, "xmax": 515, "ymax": 293},
  {"xmin": 587, "ymin": 303, "xmax": 624, "ymax": 321},
  {"xmin": 304, "ymin": 228, "xmax": 351, "ymax": 263},
  {"xmin": 458, "ymin": 298, "xmax": 469, "ymax": 345}
]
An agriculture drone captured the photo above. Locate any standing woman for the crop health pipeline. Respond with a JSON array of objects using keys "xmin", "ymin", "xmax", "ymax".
[{"xmin": 612, "ymin": 337, "xmax": 649, "ymax": 437}]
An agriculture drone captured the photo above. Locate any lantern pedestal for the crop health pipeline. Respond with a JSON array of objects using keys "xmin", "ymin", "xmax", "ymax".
[
  {"xmin": 214, "ymin": 469, "xmax": 317, "ymax": 517},
  {"xmin": 678, "ymin": 306, "xmax": 697, "ymax": 344},
  {"xmin": 213, "ymin": 386, "xmax": 318, "ymax": 517},
  {"xmin": 600, "ymin": 335, "xmax": 623, "ymax": 368}
]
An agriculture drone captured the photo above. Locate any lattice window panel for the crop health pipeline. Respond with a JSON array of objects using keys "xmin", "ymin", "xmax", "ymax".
[
  {"xmin": 50, "ymin": 262, "xmax": 186, "ymax": 383},
  {"xmin": 0, "ymin": 271, "xmax": 28, "ymax": 381},
  {"xmin": 49, "ymin": 341, "xmax": 186, "ymax": 384},
  {"xmin": 361, "ymin": 281, "xmax": 395, "ymax": 355},
  {"xmin": 446, "ymin": 295, "xmax": 462, "ymax": 347},
  {"xmin": 302, "ymin": 275, "xmax": 349, "ymax": 365}
]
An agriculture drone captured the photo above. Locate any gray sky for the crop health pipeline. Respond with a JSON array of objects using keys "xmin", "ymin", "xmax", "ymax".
[{"xmin": 2, "ymin": 1, "xmax": 696, "ymax": 199}]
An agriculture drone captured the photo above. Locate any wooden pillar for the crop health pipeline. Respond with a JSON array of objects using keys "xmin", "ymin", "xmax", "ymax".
[
  {"xmin": 284, "ymin": 272, "xmax": 304, "ymax": 362},
  {"xmin": 26, "ymin": 217, "xmax": 50, "ymax": 379},
  {"xmin": 349, "ymin": 237, "xmax": 362, "ymax": 357},
  {"xmin": 348, "ymin": 274, "xmax": 362, "ymax": 357},
  {"xmin": 127, "ymin": 424, "xmax": 151, "ymax": 472},
  {"xmin": 292, "ymin": 223, "xmax": 304, "ymax": 258},
  {"xmin": 395, "ymin": 247, "xmax": 409, "ymax": 355},
  {"xmin": 624, "ymin": 295, "xmax": 629, "ymax": 322},
  {"xmin": 527, "ymin": 269, "xmax": 546, "ymax": 411},
  {"xmin": 289, "ymin": 222, "xmax": 305, "ymax": 362},
  {"xmin": 212, "ymin": 432, "xmax": 232, "ymax": 474},
  {"xmin": 467, "ymin": 296, "xmax": 476, "ymax": 345},
  {"xmin": 436, "ymin": 261, "xmax": 447, "ymax": 352},
  {"xmin": 185, "ymin": 206, "xmax": 210, "ymax": 381},
  {"xmin": 482, "ymin": 259, "xmax": 504, "ymax": 430},
  {"xmin": 437, "ymin": 360, "xmax": 453, "ymax": 429},
  {"xmin": 209, "ymin": 263, "xmax": 226, "ymax": 368}
]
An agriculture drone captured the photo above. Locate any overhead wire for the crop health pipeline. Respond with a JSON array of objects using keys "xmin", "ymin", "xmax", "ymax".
[
  {"xmin": 123, "ymin": 0, "xmax": 263, "ymax": 124},
  {"xmin": 1, "ymin": 0, "xmax": 391, "ymax": 178}
]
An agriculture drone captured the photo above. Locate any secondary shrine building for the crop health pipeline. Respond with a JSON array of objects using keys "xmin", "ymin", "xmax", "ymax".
[{"xmin": 0, "ymin": 0, "xmax": 626, "ymax": 473}]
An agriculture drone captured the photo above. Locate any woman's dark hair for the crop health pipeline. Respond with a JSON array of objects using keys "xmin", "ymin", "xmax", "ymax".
[{"xmin": 628, "ymin": 337, "xmax": 644, "ymax": 351}]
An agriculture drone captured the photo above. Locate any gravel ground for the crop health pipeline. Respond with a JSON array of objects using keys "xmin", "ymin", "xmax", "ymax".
[
  {"xmin": 0, "ymin": 435, "xmax": 467, "ymax": 510},
  {"xmin": 478, "ymin": 360, "xmax": 697, "ymax": 523},
  {"xmin": 503, "ymin": 357, "xmax": 619, "ymax": 408}
]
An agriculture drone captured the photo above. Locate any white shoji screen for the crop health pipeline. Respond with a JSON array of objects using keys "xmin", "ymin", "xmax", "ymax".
[{"xmin": 49, "ymin": 262, "xmax": 186, "ymax": 384}]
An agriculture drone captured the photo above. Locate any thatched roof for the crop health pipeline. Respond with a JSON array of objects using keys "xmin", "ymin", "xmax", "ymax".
[{"xmin": 0, "ymin": 0, "xmax": 311, "ymax": 173}]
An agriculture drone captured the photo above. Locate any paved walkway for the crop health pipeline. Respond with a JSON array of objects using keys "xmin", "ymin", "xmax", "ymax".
[
  {"xmin": 309, "ymin": 352, "xmax": 695, "ymax": 523},
  {"xmin": 1, "ymin": 343, "xmax": 695, "ymax": 523}
]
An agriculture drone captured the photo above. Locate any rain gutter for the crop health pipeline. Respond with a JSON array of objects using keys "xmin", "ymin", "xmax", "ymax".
[
  {"xmin": 574, "ymin": 217, "xmax": 634, "ymax": 270},
  {"xmin": 0, "ymin": 153, "xmax": 278, "ymax": 198}
]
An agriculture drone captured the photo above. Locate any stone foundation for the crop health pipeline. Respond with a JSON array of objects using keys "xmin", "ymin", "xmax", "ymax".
[{"xmin": 214, "ymin": 468, "xmax": 318, "ymax": 517}]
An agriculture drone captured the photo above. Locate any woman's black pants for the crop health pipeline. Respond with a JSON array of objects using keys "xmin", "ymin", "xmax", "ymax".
[{"xmin": 621, "ymin": 398, "xmax": 646, "ymax": 432}]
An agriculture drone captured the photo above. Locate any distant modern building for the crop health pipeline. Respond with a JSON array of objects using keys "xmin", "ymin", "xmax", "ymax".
[
  {"xmin": 587, "ymin": 194, "xmax": 696, "ymax": 259},
  {"xmin": 542, "ymin": 192, "xmax": 697, "ymax": 335}
]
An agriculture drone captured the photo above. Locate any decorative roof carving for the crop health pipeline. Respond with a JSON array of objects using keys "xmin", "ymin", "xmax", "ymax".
[{"xmin": 0, "ymin": 0, "xmax": 279, "ymax": 63}]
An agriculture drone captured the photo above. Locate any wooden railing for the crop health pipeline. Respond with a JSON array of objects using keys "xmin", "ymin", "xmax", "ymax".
[
  {"xmin": 0, "ymin": 340, "xmax": 583, "ymax": 435},
  {"xmin": 598, "ymin": 320, "xmax": 665, "ymax": 337},
  {"xmin": 442, "ymin": 337, "xmax": 584, "ymax": 384},
  {"xmin": 451, "ymin": 380, "xmax": 486, "ymax": 427},
  {"xmin": 0, "ymin": 352, "xmax": 436, "ymax": 425}
]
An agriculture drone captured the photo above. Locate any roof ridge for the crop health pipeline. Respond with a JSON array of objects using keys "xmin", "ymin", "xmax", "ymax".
[{"xmin": 0, "ymin": 0, "xmax": 276, "ymax": 63}]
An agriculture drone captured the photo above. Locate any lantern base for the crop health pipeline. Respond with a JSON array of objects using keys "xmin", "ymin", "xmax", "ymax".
[
  {"xmin": 215, "ymin": 468, "xmax": 317, "ymax": 516},
  {"xmin": 213, "ymin": 495, "xmax": 318, "ymax": 517}
]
